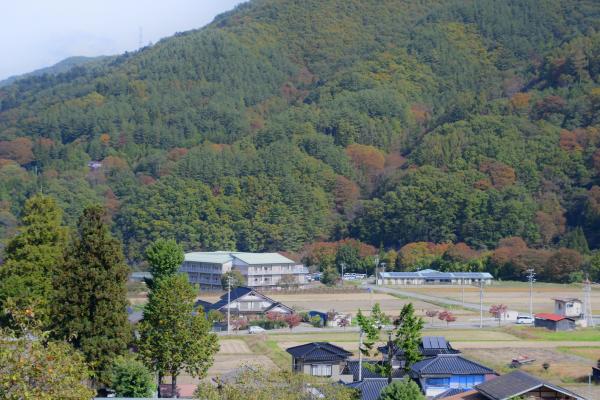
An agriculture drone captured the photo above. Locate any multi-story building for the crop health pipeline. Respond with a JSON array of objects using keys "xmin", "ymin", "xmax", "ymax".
[{"xmin": 179, "ymin": 251, "xmax": 308, "ymax": 290}]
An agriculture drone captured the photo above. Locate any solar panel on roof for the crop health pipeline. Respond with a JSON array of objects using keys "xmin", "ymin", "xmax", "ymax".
[
  {"xmin": 422, "ymin": 336, "xmax": 432, "ymax": 349},
  {"xmin": 422, "ymin": 336, "xmax": 447, "ymax": 349}
]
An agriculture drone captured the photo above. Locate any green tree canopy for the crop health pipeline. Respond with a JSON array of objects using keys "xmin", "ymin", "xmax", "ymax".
[
  {"xmin": 221, "ymin": 269, "xmax": 246, "ymax": 290},
  {"xmin": 144, "ymin": 238, "xmax": 185, "ymax": 287},
  {"xmin": 377, "ymin": 377, "xmax": 425, "ymax": 400},
  {"xmin": 0, "ymin": 305, "xmax": 95, "ymax": 400},
  {"xmin": 52, "ymin": 205, "xmax": 130, "ymax": 384},
  {"xmin": 109, "ymin": 356, "xmax": 156, "ymax": 398},
  {"xmin": 0, "ymin": 194, "xmax": 67, "ymax": 329},
  {"xmin": 138, "ymin": 274, "xmax": 219, "ymax": 398}
]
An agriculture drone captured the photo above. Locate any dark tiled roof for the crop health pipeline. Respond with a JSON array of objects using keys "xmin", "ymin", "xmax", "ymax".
[
  {"xmin": 433, "ymin": 388, "xmax": 472, "ymax": 399},
  {"xmin": 343, "ymin": 360, "xmax": 405, "ymax": 381},
  {"xmin": 210, "ymin": 287, "xmax": 254, "ymax": 310},
  {"xmin": 411, "ymin": 354, "xmax": 494, "ymax": 376},
  {"xmin": 286, "ymin": 342, "xmax": 352, "ymax": 362},
  {"xmin": 474, "ymin": 370, "xmax": 585, "ymax": 400},
  {"xmin": 194, "ymin": 299, "xmax": 213, "ymax": 310},
  {"xmin": 346, "ymin": 379, "xmax": 389, "ymax": 400}
]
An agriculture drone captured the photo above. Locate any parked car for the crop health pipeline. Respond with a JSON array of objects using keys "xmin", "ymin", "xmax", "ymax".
[
  {"xmin": 516, "ymin": 315, "xmax": 534, "ymax": 324},
  {"xmin": 248, "ymin": 325, "xmax": 266, "ymax": 334}
]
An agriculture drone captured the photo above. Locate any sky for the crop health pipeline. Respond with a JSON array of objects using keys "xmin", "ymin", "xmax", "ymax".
[{"xmin": 0, "ymin": 0, "xmax": 246, "ymax": 80}]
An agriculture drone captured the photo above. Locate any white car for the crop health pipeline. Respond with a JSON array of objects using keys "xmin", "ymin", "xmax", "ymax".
[
  {"xmin": 516, "ymin": 315, "xmax": 534, "ymax": 324},
  {"xmin": 248, "ymin": 325, "xmax": 266, "ymax": 334}
]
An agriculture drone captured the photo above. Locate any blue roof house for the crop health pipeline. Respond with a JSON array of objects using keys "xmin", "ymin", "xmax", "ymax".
[{"xmin": 409, "ymin": 354, "xmax": 496, "ymax": 398}]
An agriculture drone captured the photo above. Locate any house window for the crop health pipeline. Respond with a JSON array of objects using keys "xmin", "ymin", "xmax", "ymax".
[
  {"xmin": 456, "ymin": 375, "xmax": 482, "ymax": 387},
  {"xmin": 426, "ymin": 377, "xmax": 449, "ymax": 387},
  {"xmin": 311, "ymin": 364, "xmax": 332, "ymax": 377}
]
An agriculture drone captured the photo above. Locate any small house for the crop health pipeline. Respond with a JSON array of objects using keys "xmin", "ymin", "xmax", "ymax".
[
  {"xmin": 534, "ymin": 313, "xmax": 576, "ymax": 331},
  {"xmin": 202, "ymin": 287, "xmax": 294, "ymax": 319},
  {"xmin": 286, "ymin": 342, "xmax": 353, "ymax": 382},
  {"xmin": 553, "ymin": 298, "xmax": 583, "ymax": 319},
  {"xmin": 474, "ymin": 370, "xmax": 585, "ymax": 399},
  {"xmin": 409, "ymin": 354, "xmax": 496, "ymax": 398}
]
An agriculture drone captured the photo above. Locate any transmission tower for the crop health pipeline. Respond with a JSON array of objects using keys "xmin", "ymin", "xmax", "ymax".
[
  {"xmin": 138, "ymin": 26, "xmax": 143, "ymax": 49},
  {"xmin": 583, "ymin": 276, "xmax": 595, "ymax": 327}
]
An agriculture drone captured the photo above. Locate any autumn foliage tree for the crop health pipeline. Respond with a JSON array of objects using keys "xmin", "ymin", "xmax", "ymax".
[
  {"xmin": 489, "ymin": 304, "xmax": 508, "ymax": 326},
  {"xmin": 284, "ymin": 313, "xmax": 302, "ymax": 330},
  {"xmin": 438, "ymin": 311, "xmax": 456, "ymax": 327}
]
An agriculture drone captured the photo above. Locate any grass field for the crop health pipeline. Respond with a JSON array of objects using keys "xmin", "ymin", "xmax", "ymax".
[{"xmin": 397, "ymin": 281, "xmax": 600, "ymax": 314}]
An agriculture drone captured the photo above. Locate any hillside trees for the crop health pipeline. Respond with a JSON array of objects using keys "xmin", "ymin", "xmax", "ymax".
[{"xmin": 0, "ymin": 0, "xmax": 598, "ymax": 275}]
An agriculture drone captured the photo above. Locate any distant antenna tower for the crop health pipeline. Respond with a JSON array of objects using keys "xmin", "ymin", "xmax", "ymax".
[
  {"xmin": 138, "ymin": 26, "xmax": 143, "ymax": 49},
  {"xmin": 583, "ymin": 275, "xmax": 595, "ymax": 327}
]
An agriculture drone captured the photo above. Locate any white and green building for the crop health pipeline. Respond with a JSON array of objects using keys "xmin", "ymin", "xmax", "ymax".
[{"xmin": 179, "ymin": 251, "xmax": 308, "ymax": 290}]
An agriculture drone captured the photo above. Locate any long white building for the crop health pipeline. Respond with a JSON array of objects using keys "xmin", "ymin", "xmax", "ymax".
[{"xmin": 179, "ymin": 251, "xmax": 308, "ymax": 290}]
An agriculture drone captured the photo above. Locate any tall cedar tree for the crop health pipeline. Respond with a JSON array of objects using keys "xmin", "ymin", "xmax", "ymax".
[
  {"xmin": 0, "ymin": 194, "xmax": 67, "ymax": 330},
  {"xmin": 358, "ymin": 303, "xmax": 423, "ymax": 383},
  {"xmin": 138, "ymin": 274, "xmax": 219, "ymax": 398},
  {"xmin": 144, "ymin": 238, "xmax": 184, "ymax": 289},
  {"xmin": 53, "ymin": 206, "xmax": 130, "ymax": 384}
]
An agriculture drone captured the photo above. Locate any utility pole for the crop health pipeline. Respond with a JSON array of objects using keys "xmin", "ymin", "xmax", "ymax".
[
  {"xmin": 461, "ymin": 281, "xmax": 465, "ymax": 306},
  {"xmin": 227, "ymin": 275, "xmax": 231, "ymax": 334},
  {"xmin": 583, "ymin": 276, "xmax": 595, "ymax": 328},
  {"xmin": 380, "ymin": 262, "xmax": 386, "ymax": 286},
  {"xmin": 479, "ymin": 280, "xmax": 484, "ymax": 329},
  {"xmin": 526, "ymin": 269, "xmax": 536, "ymax": 317},
  {"xmin": 341, "ymin": 262, "xmax": 345, "ymax": 287},
  {"xmin": 374, "ymin": 256, "xmax": 379, "ymax": 285},
  {"xmin": 358, "ymin": 330, "xmax": 364, "ymax": 381}
]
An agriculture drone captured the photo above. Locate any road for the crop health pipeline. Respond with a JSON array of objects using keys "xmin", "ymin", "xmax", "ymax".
[{"xmin": 363, "ymin": 283, "xmax": 485, "ymax": 312}]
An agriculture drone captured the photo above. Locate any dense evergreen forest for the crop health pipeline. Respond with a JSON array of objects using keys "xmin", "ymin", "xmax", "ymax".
[{"xmin": 1, "ymin": 0, "xmax": 600, "ymax": 281}]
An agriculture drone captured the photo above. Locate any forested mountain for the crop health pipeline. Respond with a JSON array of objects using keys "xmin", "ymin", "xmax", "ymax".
[
  {"xmin": 0, "ymin": 0, "xmax": 599, "ymax": 277},
  {"xmin": 0, "ymin": 55, "xmax": 110, "ymax": 87}
]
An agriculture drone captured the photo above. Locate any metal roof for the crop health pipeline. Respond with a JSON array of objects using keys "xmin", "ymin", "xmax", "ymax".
[
  {"xmin": 231, "ymin": 252, "xmax": 295, "ymax": 265},
  {"xmin": 184, "ymin": 252, "xmax": 233, "ymax": 263},
  {"xmin": 184, "ymin": 251, "xmax": 296, "ymax": 265},
  {"xmin": 534, "ymin": 313, "xmax": 574, "ymax": 322},
  {"xmin": 286, "ymin": 342, "xmax": 352, "ymax": 362},
  {"xmin": 411, "ymin": 354, "xmax": 494, "ymax": 376},
  {"xmin": 380, "ymin": 270, "xmax": 493, "ymax": 279},
  {"xmin": 475, "ymin": 370, "xmax": 585, "ymax": 400}
]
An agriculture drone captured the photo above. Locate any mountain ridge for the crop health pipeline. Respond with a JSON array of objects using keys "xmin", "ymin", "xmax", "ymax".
[{"xmin": 0, "ymin": 0, "xmax": 598, "ymax": 273}]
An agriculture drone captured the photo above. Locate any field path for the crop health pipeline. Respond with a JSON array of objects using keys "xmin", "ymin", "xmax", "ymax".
[
  {"xmin": 453, "ymin": 340, "xmax": 600, "ymax": 349},
  {"xmin": 365, "ymin": 284, "xmax": 485, "ymax": 312}
]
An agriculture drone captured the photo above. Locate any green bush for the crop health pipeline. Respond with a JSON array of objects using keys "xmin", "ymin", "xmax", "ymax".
[
  {"xmin": 109, "ymin": 356, "xmax": 156, "ymax": 398},
  {"xmin": 309, "ymin": 315, "xmax": 323, "ymax": 328}
]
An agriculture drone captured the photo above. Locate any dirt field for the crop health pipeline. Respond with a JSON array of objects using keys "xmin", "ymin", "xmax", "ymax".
[
  {"xmin": 398, "ymin": 282, "xmax": 600, "ymax": 314},
  {"xmin": 195, "ymin": 290, "xmax": 478, "ymax": 318}
]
